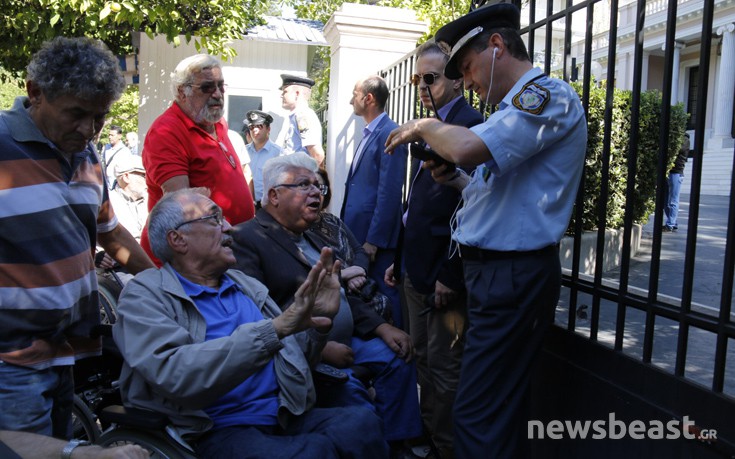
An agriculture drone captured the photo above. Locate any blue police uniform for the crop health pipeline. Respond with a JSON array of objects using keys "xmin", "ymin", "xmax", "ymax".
[
  {"xmin": 451, "ymin": 68, "xmax": 587, "ymax": 458},
  {"xmin": 247, "ymin": 140, "xmax": 282, "ymax": 202}
]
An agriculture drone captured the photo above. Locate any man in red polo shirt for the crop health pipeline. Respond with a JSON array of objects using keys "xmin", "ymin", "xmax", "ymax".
[{"xmin": 141, "ymin": 54, "xmax": 255, "ymax": 264}]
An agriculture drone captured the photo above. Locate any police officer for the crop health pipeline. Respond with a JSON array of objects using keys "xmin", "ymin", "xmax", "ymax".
[
  {"xmin": 244, "ymin": 109, "xmax": 282, "ymax": 207},
  {"xmin": 385, "ymin": 4, "xmax": 588, "ymax": 458},
  {"xmin": 279, "ymin": 74, "xmax": 325, "ymax": 165}
]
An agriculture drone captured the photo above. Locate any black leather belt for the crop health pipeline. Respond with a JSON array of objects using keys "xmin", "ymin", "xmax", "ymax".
[{"xmin": 459, "ymin": 244, "xmax": 558, "ymax": 261}]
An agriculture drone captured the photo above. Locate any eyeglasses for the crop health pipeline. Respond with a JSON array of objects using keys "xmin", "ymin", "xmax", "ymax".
[
  {"xmin": 411, "ymin": 72, "xmax": 441, "ymax": 86},
  {"xmin": 173, "ymin": 209, "xmax": 224, "ymax": 230},
  {"xmin": 189, "ymin": 81, "xmax": 227, "ymax": 94},
  {"xmin": 274, "ymin": 181, "xmax": 328, "ymax": 196}
]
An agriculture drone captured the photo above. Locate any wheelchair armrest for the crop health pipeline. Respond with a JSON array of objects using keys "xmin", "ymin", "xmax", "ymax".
[{"xmin": 99, "ymin": 405, "xmax": 169, "ymax": 430}]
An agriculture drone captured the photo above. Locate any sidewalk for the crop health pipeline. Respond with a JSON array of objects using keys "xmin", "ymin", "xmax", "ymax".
[{"xmin": 556, "ymin": 194, "xmax": 735, "ymax": 396}]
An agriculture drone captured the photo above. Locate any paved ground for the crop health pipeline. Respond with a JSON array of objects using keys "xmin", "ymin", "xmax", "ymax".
[{"xmin": 555, "ymin": 194, "xmax": 735, "ymax": 397}]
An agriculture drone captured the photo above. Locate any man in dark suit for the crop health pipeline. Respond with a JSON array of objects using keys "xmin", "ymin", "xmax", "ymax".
[
  {"xmin": 231, "ymin": 154, "xmax": 422, "ymax": 452},
  {"xmin": 341, "ymin": 75, "xmax": 408, "ymax": 329},
  {"xmin": 385, "ymin": 41, "xmax": 483, "ymax": 458}
]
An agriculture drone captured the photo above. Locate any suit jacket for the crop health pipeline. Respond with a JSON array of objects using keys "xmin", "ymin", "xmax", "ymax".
[
  {"xmin": 403, "ymin": 97, "xmax": 484, "ymax": 294},
  {"xmin": 231, "ymin": 209, "xmax": 385, "ymax": 337},
  {"xmin": 340, "ymin": 114, "xmax": 408, "ymax": 249}
]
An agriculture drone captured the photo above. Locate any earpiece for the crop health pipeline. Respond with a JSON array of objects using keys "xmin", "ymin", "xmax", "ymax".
[{"xmin": 493, "ymin": 47, "xmax": 498, "ymax": 59}]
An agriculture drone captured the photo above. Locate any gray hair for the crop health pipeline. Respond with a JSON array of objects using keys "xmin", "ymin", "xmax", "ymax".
[
  {"xmin": 261, "ymin": 154, "xmax": 318, "ymax": 207},
  {"xmin": 416, "ymin": 41, "xmax": 449, "ymax": 64},
  {"xmin": 171, "ymin": 54, "xmax": 222, "ymax": 99},
  {"xmin": 148, "ymin": 190, "xmax": 189, "ymax": 263},
  {"xmin": 26, "ymin": 37, "xmax": 125, "ymax": 103}
]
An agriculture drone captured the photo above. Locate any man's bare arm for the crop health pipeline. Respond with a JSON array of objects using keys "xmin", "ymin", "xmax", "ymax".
[
  {"xmin": 161, "ymin": 175, "xmax": 190, "ymax": 193},
  {"xmin": 98, "ymin": 224, "xmax": 154, "ymax": 274},
  {"xmin": 385, "ymin": 118, "xmax": 490, "ymax": 167},
  {"xmin": 306, "ymin": 144, "xmax": 325, "ymax": 166}
]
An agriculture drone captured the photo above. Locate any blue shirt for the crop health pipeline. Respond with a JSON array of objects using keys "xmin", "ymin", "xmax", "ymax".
[
  {"xmin": 436, "ymin": 95, "xmax": 463, "ymax": 121},
  {"xmin": 351, "ymin": 112, "xmax": 387, "ymax": 174},
  {"xmin": 175, "ymin": 271, "xmax": 279, "ymax": 428},
  {"xmin": 453, "ymin": 67, "xmax": 587, "ymax": 251},
  {"xmin": 247, "ymin": 140, "xmax": 282, "ymax": 201}
]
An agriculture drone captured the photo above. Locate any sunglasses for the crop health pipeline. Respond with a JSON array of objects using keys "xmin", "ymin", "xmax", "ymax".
[
  {"xmin": 189, "ymin": 81, "xmax": 227, "ymax": 94},
  {"xmin": 411, "ymin": 72, "xmax": 441, "ymax": 86}
]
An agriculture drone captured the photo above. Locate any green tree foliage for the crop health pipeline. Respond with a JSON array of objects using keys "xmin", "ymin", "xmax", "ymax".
[
  {"xmin": 1, "ymin": 0, "xmax": 272, "ymax": 82},
  {"xmin": 569, "ymin": 81, "xmax": 688, "ymax": 233},
  {"xmin": 102, "ymin": 85, "xmax": 139, "ymax": 136},
  {"xmin": 0, "ymin": 72, "xmax": 25, "ymax": 110}
]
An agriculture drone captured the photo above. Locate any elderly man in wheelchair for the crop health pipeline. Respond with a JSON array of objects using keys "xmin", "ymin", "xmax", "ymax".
[{"xmin": 111, "ymin": 188, "xmax": 387, "ymax": 458}]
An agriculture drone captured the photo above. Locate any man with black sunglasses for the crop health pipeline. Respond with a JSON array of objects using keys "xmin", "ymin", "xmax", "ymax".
[
  {"xmin": 140, "ymin": 54, "xmax": 255, "ymax": 265},
  {"xmin": 384, "ymin": 41, "xmax": 483, "ymax": 459}
]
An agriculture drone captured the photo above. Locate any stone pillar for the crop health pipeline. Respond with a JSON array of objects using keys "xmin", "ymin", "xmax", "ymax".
[
  {"xmin": 667, "ymin": 41, "xmax": 685, "ymax": 105},
  {"xmin": 641, "ymin": 51, "xmax": 649, "ymax": 91},
  {"xmin": 711, "ymin": 23, "xmax": 735, "ymax": 148},
  {"xmin": 323, "ymin": 3, "xmax": 427, "ymax": 213}
]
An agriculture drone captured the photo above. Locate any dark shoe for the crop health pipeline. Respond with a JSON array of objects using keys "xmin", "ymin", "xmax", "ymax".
[
  {"xmin": 662, "ymin": 225, "xmax": 673, "ymax": 232},
  {"xmin": 672, "ymin": 225, "xmax": 678, "ymax": 232}
]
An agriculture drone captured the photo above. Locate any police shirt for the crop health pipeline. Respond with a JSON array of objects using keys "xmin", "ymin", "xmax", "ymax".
[
  {"xmin": 453, "ymin": 67, "xmax": 587, "ymax": 251},
  {"xmin": 282, "ymin": 105, "xmax": 322, "ymax": 156}
]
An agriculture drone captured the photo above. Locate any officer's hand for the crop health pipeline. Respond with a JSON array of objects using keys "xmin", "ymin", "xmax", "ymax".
[{"xmin": 321, "ymin": 341, "xmax": 355, "ymax": 368}]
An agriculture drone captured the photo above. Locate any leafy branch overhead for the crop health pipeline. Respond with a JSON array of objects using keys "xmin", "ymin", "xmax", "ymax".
[{"xmin": 1, "ymin": 0, "xmax": 272, "ymax": 81}]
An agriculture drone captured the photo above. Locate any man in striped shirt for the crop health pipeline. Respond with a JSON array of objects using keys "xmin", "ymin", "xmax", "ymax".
[{"xmin": 0, "ymin": 37, "xmax": 153, "ymax": 441}]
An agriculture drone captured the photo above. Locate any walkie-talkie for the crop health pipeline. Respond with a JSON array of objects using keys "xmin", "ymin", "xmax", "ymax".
[{"xmin": 409, "ymin": 142, "xmax": 456, "ymax": 174}]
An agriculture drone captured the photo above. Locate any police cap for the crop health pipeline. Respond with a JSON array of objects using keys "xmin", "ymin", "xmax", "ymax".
[
  {"xmin": 435, "ymin": 2, "xmax": 521, "ymax": 79},
  {"xmin": 244, "ymin": 110, "xmax": 274, "ymax": 127},
  {"xmin": 280, "ymin": 74, "xmax": 315, "ymax": 90}
]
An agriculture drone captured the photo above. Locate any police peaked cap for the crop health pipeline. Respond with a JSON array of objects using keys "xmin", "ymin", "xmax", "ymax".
[
  {"xmin": 280, "ymin": 74, "xmax": 315, "ymax": 90},
  {"xmin": 435, "ymin": 2, "xmax": 521, "ymax": 79},
  {"xmin": 244, "ymin": 109, "xmax": 274, "ymax": 127}
]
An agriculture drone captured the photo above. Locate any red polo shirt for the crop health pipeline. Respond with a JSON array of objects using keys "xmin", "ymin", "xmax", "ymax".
[{"xmin": 141, "ymin": 103, "xmax": 254, "ymax": 263}]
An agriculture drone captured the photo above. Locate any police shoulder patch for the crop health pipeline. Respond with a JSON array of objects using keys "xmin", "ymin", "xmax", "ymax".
[
  {"xmin": 512, "ymin": 82, "xmax": 550, "ymax": 115},
  {"xmin": 296, "ymin": 111, "xmax": 311, "ymax": 133}
]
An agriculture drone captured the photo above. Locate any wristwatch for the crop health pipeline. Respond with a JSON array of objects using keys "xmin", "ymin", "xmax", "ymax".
[{"xmin": 61, "ymin": 439, "xmax": 90, "ymax": 459}]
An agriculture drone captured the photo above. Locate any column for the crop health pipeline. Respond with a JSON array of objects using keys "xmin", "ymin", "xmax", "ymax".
[
  {"xmin": 711, "ymin": 23, "xmax": 735, "ymax": 148},
  {"xmin": 667, "ymin": 41, "xmax": 685, "ymax": 105},
  {"xmin": 323, "ymin": 3, "xmax": 427, "ymax": 213}
]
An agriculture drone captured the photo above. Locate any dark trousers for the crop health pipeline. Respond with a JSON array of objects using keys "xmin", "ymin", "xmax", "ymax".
[
  {"xmin": 195, "ymin": 406, "xmax": 388, "ymax": 459},
  {"xmin": 453, "ymin": 248, "xmax": 560, "ymax": 459}
]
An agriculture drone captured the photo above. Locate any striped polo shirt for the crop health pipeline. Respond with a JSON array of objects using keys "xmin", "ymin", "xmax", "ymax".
[{"xmin": 0, "ymin": 97, "xmax": 117, "ymax": 369}]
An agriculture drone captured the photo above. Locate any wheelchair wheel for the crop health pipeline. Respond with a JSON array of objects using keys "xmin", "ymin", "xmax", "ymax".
[
  {"xmin": 72, "ymin": 394, "xmax": 101, "ymax": 442},
  {"xmin": 97, "ymin": 428, "xmax": 195, "ymax": 459},
  {"xmin": 97, "ymin": 275, "xmax": 122, "ymax": 325}
]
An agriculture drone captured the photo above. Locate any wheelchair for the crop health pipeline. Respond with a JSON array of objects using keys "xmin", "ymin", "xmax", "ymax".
[
  {"xmin": 96, "ymin": 406, "xmax": 198, "ymax": 459},
  {"xmin": 71, "ymin": 268, "xmax": 384, "ymax": 458}
]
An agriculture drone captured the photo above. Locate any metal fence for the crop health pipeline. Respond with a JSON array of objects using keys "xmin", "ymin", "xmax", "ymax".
[{"xmin": 379, "ymin": 0, "xmax": 735, "ymax": 452}]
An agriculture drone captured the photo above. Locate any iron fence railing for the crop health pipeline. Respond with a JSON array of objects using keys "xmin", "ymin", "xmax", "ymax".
[{"xmin": 377, "ymin": 0, "xmax": 735, "ymax": 450}]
